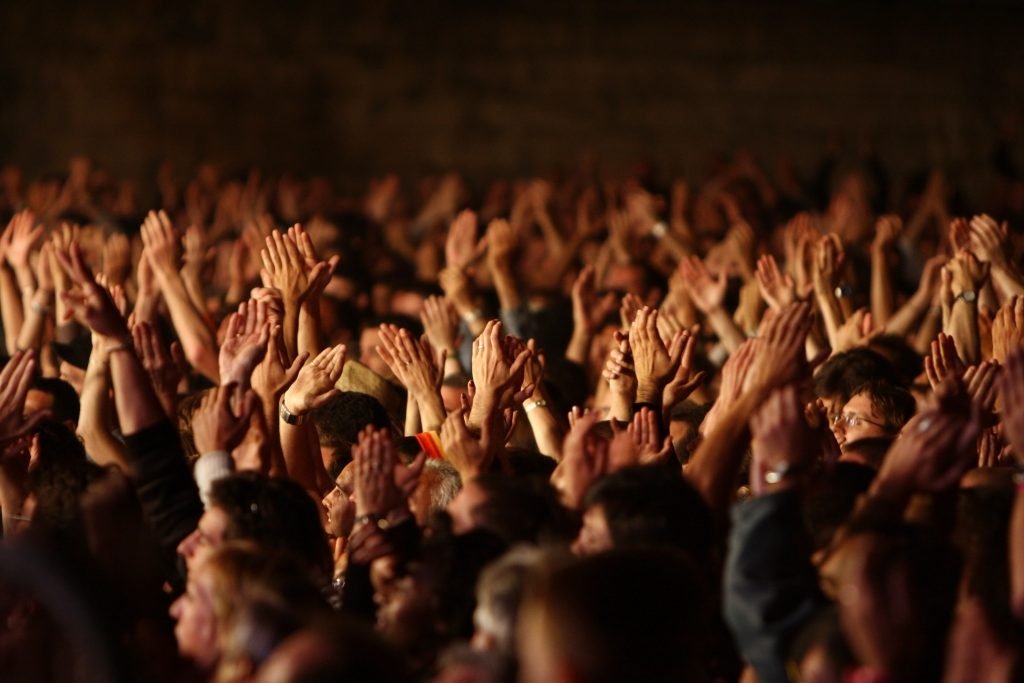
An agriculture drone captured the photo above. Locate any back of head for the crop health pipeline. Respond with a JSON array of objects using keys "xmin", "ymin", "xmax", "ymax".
[
  {"xmin": 518, "ymin": 548, "xmax": 708, "ymax": 683},
  {"xmin": 813, "ymin": 349, "xmax": 895, "ymax": 405},
  {"xmin": 27, "ymin": 420, "xmax": 104, "ymax": 542},
  {"xmin": 473, "ymin": 545, "xmax": 549, "ymax": 655},
  {"xmin": 583, "ymin": 465, "xmax": 715, "ymax": 563},
  {"xmin": 254, "ymin": 617, "xmax": 411, "ymax": 683},
  {"xmin": 470, "ymin": 474, "xmax": 576, "ymax": 545},
  {"xmin": 209, "ymin": 474, "xmax": 332, "ymax": 583},
  {"xmin": 29, "ymin": 377, "xmax": 80, "ymax": 425},
  {"xmin": 312, "ymin": 391, "xmax": 391, "ymax": 466}
]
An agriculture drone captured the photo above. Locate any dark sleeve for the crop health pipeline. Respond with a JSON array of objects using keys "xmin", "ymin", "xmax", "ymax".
[
  {"xmin": 124, "ymin": 421, "xmax": 203, "ymax": 564},
  {"xmin": 723, "ymin": 489, "xmax": 826, "ymax": 683}
]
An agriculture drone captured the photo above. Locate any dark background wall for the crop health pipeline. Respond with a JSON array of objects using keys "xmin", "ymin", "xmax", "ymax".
[{"xmin": 0, "ymin": 1, "xmax": 1022, "ymax": 195}]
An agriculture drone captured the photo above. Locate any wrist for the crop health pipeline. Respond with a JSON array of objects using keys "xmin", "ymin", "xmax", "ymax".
[
  {"xmin": 635, "ymin": 381, "xmax": 664, "ymax": 405},
  {"xmin": 281, "ymin": 392, "xmax": 310, "ymax": 419}
]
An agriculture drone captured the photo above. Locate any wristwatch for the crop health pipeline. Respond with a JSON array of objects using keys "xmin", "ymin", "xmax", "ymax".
[
  {"xmin": 279, "ymin": 398, "xmax": 307, "ymax": 425},
  {"xmin": 833, "ymin": 284, "xmax": 853, "ymax": 300},
  {"xmin": 954, "ymin": 290, "xmax": 977, "ymax": 304}
]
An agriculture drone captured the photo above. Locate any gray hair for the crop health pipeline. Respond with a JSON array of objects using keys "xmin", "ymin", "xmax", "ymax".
[{"xmin": 425, "ymin": 459, "xmax": 462, "ymax": 512}]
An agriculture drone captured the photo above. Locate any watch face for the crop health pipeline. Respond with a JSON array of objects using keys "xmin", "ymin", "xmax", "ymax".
[{"xmin": 960, "ymin": 290, "xmax": 977, "ymax": 303}]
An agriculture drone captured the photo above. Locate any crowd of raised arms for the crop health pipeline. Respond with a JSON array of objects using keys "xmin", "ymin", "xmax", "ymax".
[{"xmin": 0, "ymin": 148, "xmax": 1022, "ymax": 683}]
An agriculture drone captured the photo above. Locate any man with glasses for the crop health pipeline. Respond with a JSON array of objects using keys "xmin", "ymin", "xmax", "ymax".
[{"xmin": 828, "ymin": 381, "xmax": 916, "ymax": 455}]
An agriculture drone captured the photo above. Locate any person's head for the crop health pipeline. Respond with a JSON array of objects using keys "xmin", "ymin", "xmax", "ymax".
[
  {"xmin": 517, "ymin": 549, "xmax": 707, "ymax": 683},
  {"xmin": 447, "ymin": 474, "xmax": 575, "ymax": 545},
  {"xmin": 25, "ymin": 377, "xmax": 80, "ymax": 427},
  {"xmin": 867, "ymin": 335, "xmax": 922, "ymax": 388},
  {"xmin": 320, "ymin": 461, "xmax": 356, "ymax": 539},
  {"xmin": 471, "ymin": 545, "xmax": 549, "ymax": 655},
  {"xmin": 574, "ymin": 465, "xmax": 714, "ymax": 563},
  {"xmin": 177, "ymin": 473, "xmax": 332, "ymax": 583},
  {"xmin": 376, "ymin": 530, "xmax": 507, "ymax": 673},
  {"xmin": 170, "ymin": 541, "xmax": 328, "ymax": 675},
  {"xmin": 25, "ymin": 420, "xmax": 104, "ymax": 543},
  {"xmin": 409, "ymin": 459, "xmax": 462, "ymax": 527},
  {"xmin": 813, "ymin": 349, "xmax": 896, "ymax": 419},
  {"xmin": 254, "ymin": 618, "xmax": 410, "ymax": 683},
  {"xmin": 312, "ymin": 391, "xmax": 392, "ymax": 469},
  {"xmin": 829, "ymin": 381, "xmax": 914, "ymax": 449},
  {"xmin": 667, "ymin": 401, "xmax": 710, "ymax": 459}
]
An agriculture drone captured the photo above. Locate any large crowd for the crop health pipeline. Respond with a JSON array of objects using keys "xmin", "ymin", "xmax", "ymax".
[{"xmin": 0, "ymin": 147, "xmax": 1022, "ymax": 682}]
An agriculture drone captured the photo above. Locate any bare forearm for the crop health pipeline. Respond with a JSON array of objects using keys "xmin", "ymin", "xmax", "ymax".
[
  {"xmin": 156, "ymin": 272, "xmax": 219, "ymax": 380},
  {"xmin": 0, "ymin": 267, "xmax": 25, "ymax": 355},
  {"xmin": 706, "ymin": 308, "xmax": 746, "ymax": 354},
  {"xmin": 913, "ymin": 306, "xmax": 942, "ymax": 356},
  {"xmin": 524, "ymin": 399, "xmax": 563, "ymax": 460},
  {"xmin": 946, "ymin": 300, "xmax": 980, "ymax": 365},
  {"xmin": 884, "ymin": 294, "xmax": 929, "ymax": 338},
  {"xmin": 78, "ymin": 353, "xmax": 129, "ymax": 469},
  {"xmin": 814, "ymin": 289, "xmax": 845, "ymax": 349},
  {"xmin": 404, "ymin": 398, "xmax": 421, "ymax": 437},
  {"xmin": 297, "ymin": 304, "xmax": 321, "ymax": 362},
  {"xmin": 107, "ymin": 343, "xmax": 169, "ymax": 437},
  {"xmin": 685, "ymin": 391, "xmax": 762, "ymax": 514},
  {"xmin": 491, "ymin": 264, "xmax": 522, "ymax": 312},
  {"xmin": 565, "ymin": 331, "xmax": 592, "ymax": 367},
  {"xmin": 870, "ymin": 251, "xmax": 895, "ymax": 326},
  {"xmin": 279, "ymin": 420, "xmax": 323, "ymax": 494}
]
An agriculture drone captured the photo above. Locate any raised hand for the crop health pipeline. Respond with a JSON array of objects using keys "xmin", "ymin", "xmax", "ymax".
[
  {"xmin": 553, "ymin": 409, "xmax": 609, "ymax": 509},
  {"xmin": 132, "ymin": 321, "xmax": 185, "ymax": 417},
  {"xmin": 260, "ymin": 229, "xmax": 308, "ymax": 304},
  {"xmin": 745, "ymin": 301, "xmax": 815, "ymax": 393},
  {"xmin": 191, "ymin": 384, "xmax": 259, "ymax": 454},
  {"xmin": 812, "ymin": 234, "xmax": 846, "ymax": 291},
  {"xmin": 101, "ymin": 233, "xmax": 132, "ymax": 288},
  {"xmin": 991, "ymin": 296, "xmax": 1024, "ymax": 363},
  {"xmin": 947, "ymin": 249, "xmax": 990, "ymax": 296},
  {"xmin": 924, "ymin": 332, "xmax": 967, "ymax": 389},
  {"xmin": 677, "ymin": 256, "xmax": 727, "ymax": 314},
  {"xmin": 962, "ymin": 360, "xmax": 1000, "ymax": 416},
  {"xmin": 352, "ymin": 427, "xmax": 407, "ymax": 518},
  {"xmin": 281, "ymin": 344, "xmax": 346, "ymax": 419},
  {"xmin": 571, "ymin": 265, "xmax": 598, "ymax": 336},
  {"xmin": 440, "ymin": 407, "xmax": 490, "ymax": 480},
  {"xmin": 0, "ymin": 351, "xmax": 49, "ymax": 444},
  {"xmin": 948, "ymin": 217, "xmax": 972, "ymax": 253},
  {"xmin": 420, "ymin": 295, "xmax": 459, "ymax": 355},
  {"xmin": 755, "ymin": 254, "xmax": 796, "ymax": 311},
  {"xmin": 140, "ymin": 210, "xmax": 181, "ymax": 278},
  {"xmin": 873, "ymin": 395, "xmax": 980, "ymax": 502},
  {"xmin": 471, "ymin": 320, "xmax": 531, "ymax": 407},
  {"xmin": 626, "ymin": 407, "xmax": 673, "ymax": 465},
  {"xmin": 833, "ymin": 308, "xmax": 880, "ymax": 353},
  {"xmin": 629, "ymin": 307, "xmax": 686, "ymax": 405},
  {"xmin": 871, "ymin": 214, "xmax": 902, "ymax": 253},
  {"xmin": 5, "ymin": 210, "xmax": 43, "ymax": 274},
  {"xmin": 969, "ymin": 214, "xmax": 1010, "ymax": 267},
  {"xmin": 218, "ymin": 300, "xmax": 271, "ymax": 388},
  {"xmin": 54, "ymin": 242, "xmax": 129, "ymax": 340},
  {"xmin": 662, "ymin": 330, "xmax": 705, "ymax": 414},
  {"xmin": 251, "ymin": 325, "xmax": 306, "ymax": 404},
  {"xmin": 445, "ymin": 209, "xmax": 485, "ymax": 270}
]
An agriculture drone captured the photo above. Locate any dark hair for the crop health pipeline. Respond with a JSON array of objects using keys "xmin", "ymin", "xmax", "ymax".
[
  {"xmin": 850, "ymin": 381, "xmax": 916, "ymax": 433},
  {"xmin": 583, "ymin": 465, "xmax": 715, "ymax": 564},
  {"xmin": 469, "ymin": 474, "xmax": 577, "ymax": 545},
  {"xmin": 312, "ymin": 392, "xmax": 392, "ymax": 463},
  {"xmin": 209, "ymin": 473, "xmax": 332, "ymax": 583},
  {"xmin": 813, "ymin": 349, "xmax": 895, "ymax": 404},
  {"xmin": 522, "ymin": 549, "xmax": 708, "ymax": 683},
  {"xmin": 868, "ymin": 334, "xmax": 922, "ymax": 388},
  {"xmin": 27, "ymin": 420, "xmax": 104, "ymax": 541},
  {"xmin": 31, "ymin": 377, "xmax": 80, "ymax": 424}
]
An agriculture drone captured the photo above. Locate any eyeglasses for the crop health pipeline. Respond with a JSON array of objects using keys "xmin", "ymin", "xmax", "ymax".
[{"xmin": 830, "ymin": 412, "xmax": 887, "ymax": 429}]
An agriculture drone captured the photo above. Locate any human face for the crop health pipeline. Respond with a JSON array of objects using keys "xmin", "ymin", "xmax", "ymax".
[
  {"xmin": 177, "ymin": 506, "xmax": 230, "ymax": 573},
  {"xmin": 169, "ymin": 562, "xmax": 219, "ymax": 669},
  {"xmin": 446, "ymin": 481, "xmax": 489, "ymax": 534},
  {"xmin": 829, "ymin": 392, "xmax": 891, "ymax": 449},
  {"xmin": 571, "ymin": 505, "xmax": 613, "ymax": 556},
  {"xmin": 321, "ymin": 463, "xmax": 356, "ymax": 538}
]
